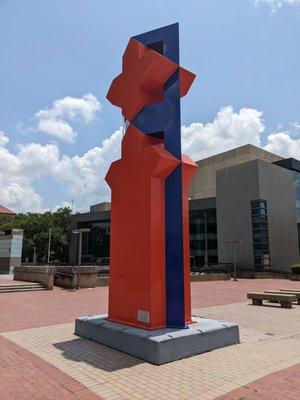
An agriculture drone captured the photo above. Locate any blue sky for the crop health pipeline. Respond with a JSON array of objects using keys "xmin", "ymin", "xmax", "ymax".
[{"xmin": 0, "ymin": 0, "xmax": 300, "ymax": 212}]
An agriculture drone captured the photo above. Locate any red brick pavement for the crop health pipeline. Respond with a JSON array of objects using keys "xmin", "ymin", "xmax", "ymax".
[
  {"xmin": 0, "ymin": 278, "xmax": 299, "ymax": 400},
  {"xmin": 0, "ymin": 279, "xmax": 299, "ymax": 333},
  {"xmin": 216, "ymin": 364, "xmax": 300, "ymax": 400},
  {"xmin": 0, "ymin": 335, "xmax": 101, "ymax": 400}
]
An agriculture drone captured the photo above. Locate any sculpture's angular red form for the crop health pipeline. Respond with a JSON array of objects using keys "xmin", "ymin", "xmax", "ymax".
[
  {"xmin": 181, "ymin": 155, "xmax": 198, "ymax": 323},
  {"xmin": 107, "ymin": 39, "xmax": 178, "ymax": 121},
  {"xmin": 106, "ymin": 24, "xmax": 198, "ymax": 329},
  {"xmin": 107, "ymin": 38, "xmax": 196, "ymax": 122},
  {"xmin": 105, "ymin": 125, "xmax": 180, "ymax": 329},
  {"xmin": 179, "ymin": 67, "xmax": 196, "ymax": 98}
]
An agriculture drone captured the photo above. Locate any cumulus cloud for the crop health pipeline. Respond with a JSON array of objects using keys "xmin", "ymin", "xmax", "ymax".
[
  {"xmin": 253, "ymin": 0, "xmax": 300, "ymax": 12},
  {"xmin": 264, "ymin": 131, "xmax": 300, "ymax": 158},
  {"xmin": 36, "ymin": 93, "xmax": 102, "ymax": 142},
  {"xmin": 0, "ymin": 131, "xmax": 9, "ymax": 147},
  {"xmin": 1, "ymin": 105, "xmax": 299, "ymax": 212},
  {"xmin": 51, "ymin": 128, "xmax": 122, "ymax": 203},
  {"xmin": 0, "ymin": 133, "xmax": 44, "ymax": 211},
  {"xmin": 0, "ymin": 128, "xmax": 122, "ymax": 212},
  {"xmin": 181, "ymin": 106, "xmax": 264, "ymax": 160}
]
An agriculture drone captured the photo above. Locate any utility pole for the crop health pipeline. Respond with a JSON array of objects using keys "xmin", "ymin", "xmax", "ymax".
[
  {"xmin": 47, "ymin": 228, "xmax": 52, "ymax": 266},
  {"xmin": 226, "ymin": 240, "xmax": 244, "ymax": 281},
  {"xmin": 204, "ymin": 211, "xmax": 208, "ymax": 266},
  {"xmin": 72, "ymin": 228, "xmax": 91, "ymax": 289},
  {"xmin": 33, "ymin": 247, "xmax": 37, "ymax": 266}
]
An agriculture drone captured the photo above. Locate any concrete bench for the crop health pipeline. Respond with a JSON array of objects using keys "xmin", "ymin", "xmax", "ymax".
[
  {"xmin": 247, "ymin": 292, "xmax": 296, "ymax": 308},
  {"xmin": 265, "ymin": 290, "xmax": 300, "ymax": 305},
  {"xmin": 279, "ymin": 288, "xmax": 300, "ymax": 293}
]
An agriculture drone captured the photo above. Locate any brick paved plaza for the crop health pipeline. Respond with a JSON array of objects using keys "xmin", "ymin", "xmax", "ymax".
[{"xmin": 0, "ymin": 279, "xmax": 299, "ymax": 400}]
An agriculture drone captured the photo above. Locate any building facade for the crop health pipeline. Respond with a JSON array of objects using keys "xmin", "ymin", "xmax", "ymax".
[
  {"xmin": 189, "ymin": 144, "xmax": 282, "ymax": 200},
  {"xmin": 216, "ymin": 159, "xmax": 299, "ymax": 271},
  {"xmin": 0, "ymin": 229, "xmax": 23, "ymax": 273},
  {"xmin": 273, "ymin": 158, "xmax": 300, "ymax": 254},
  {"xmin": 69, "ymin": 203, "xmax": 110, "ymax": 266},
  {"xmin": 69, "ymin": 145, "xmax": 300, "ymax": 273}
]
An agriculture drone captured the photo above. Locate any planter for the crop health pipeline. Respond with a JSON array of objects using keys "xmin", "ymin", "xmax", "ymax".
[
  {"xmin": 14, "ymin": 266, "xmax": 54, "ymax": 289},
  {"xmin": 190, "ymin": 273, "xmax": 231, "ymax": 282},
  {"xmin": 55, "ymin": 266, "xmax": 100, "ymax": 289},
  {"xmin": 290, "ymin": 274, "xmax": 300, "ymax": 281}
]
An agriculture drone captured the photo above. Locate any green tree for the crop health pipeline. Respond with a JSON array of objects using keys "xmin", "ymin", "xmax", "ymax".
[{"xmin": 0, "ymin": 207, "xmax": 72, "ymax": 264}]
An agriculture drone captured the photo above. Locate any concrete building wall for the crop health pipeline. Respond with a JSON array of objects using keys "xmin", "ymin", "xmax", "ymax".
[
  {"xmin": 216, "ymin": 160, "xmax": 260, "ymax": 269},
  {"xmin": 190, "ymin": 144, "xmax": 282, "ymax": 200},
  {"xmin": 216, "ymin": 159, "xmax": 299, "ymax": 271},
  {"xmin": 90, "ymin": 202, "xmax": 111, "ymax": 212},
  {"xmin": 258, "ymin": 161, "xmax": 300, "ymax": 270}
]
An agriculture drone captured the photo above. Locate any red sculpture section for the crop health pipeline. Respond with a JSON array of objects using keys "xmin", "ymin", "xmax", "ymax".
[
  {"xmin": 179, "ymin": 67, "xmax": 196, "ymax": 98},
  {"xmin": 181, "ymin": 155, "xmax": 198, "ymax": 323},
  {"xmin": 107, "ymin": 38, "xmax": 196, "ymax": 121},
  {"xmin": 105, "ymin": 125, "xmax": 180, "ymax": 329},
  {"xmin": 107, "ymin": 39, "xmax": 177, "ymax": 121},
  {"xmin": 105, "ymin": 28, "xmax": 198, "ymax": 329}
]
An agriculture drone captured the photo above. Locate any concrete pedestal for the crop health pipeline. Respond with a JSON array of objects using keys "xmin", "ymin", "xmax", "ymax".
[{"xmin": 75, "ymin": 315, "xmax": 239, "ymax": 365}]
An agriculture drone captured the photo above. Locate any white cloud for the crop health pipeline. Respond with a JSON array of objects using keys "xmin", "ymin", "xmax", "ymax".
[
  {"xmin": 36, "ymin": 93, "xmax": 102, "ymax": 143},
  {"xmin": 51, "ymin": 128, "xmax": 122, "ymax": 204},
  {"xmin": 0, "ymin": 131, "xmax": 9, "ymax": 147},
  {"xmin": 292, "ymin": 122, "xmax": 300, "ymax": 131},
  {"xmin": 181, "ymin": 106, "xmax": 264, "ymax": 160},
  {"xmin": 253, "ymin": 0, "xmax": 300, "ymax": 12},
  {"xmin": 264, "ymin": 131, "xmax": 300, "ymax": 158},
  {"xmin": 1, "ymin": 105, "xmax": 299, "ymax": 213},
  {"xmin": 0, "ymin": 128, "xmax": 122, "ymax": 212},
  {"xmin": 0, "ymin": 134, "xmax": 44, "ymax": 211}
]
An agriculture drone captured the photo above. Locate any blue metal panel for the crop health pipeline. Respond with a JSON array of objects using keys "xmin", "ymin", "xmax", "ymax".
[
  {"xmin": 133, "ymin": 24, "xmax": 185, "ymax": 328},
  {"xmin": 133, "ymin": 23, "xmax": 179, "ymax": 64}
]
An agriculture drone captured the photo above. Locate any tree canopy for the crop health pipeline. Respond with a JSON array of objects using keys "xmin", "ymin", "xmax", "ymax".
[{"xmin": 0, "ymin": 207, "xmax": 72, "ymax": 264}]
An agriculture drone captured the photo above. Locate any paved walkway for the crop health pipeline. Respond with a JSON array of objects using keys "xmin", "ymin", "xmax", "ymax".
[
  {"xmin": 0, "ymin": 279, "xmax": 299, "ymax": 399},
  {"xmin": 0, "ymin": 335, "xmax": 100, "ymax": 400},
  {"xmin": 0, "ymin": 279, "xmax": 298, "ymax": 332},
  {"xmin": 216, "ymin": 364, "xmax": 300, "ymax": 400},
  {"xmin": 4, "ymin": 300, "xmax": 299, "ymax": 400}
]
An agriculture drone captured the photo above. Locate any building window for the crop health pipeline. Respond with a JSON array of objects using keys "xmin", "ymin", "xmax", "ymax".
[
  {"xmin": 293, "ymin": 171, "xmax": 300, "ymax": 223},
  {"xmin": 251, "ymin": 200, "xmax": 270, "ymax": 270},
  {"xmin": 189, "ymin": 208, "xmax": 218, "ymax": 270},
  {"xmin": 78, "ymin": 220, "xmax": 110, "ymax": 265}
]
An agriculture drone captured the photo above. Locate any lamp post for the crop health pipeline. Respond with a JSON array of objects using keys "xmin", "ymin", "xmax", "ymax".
[
  {"xmin": 204, "ymin": 211, "xmax": 208, "ymax": 266},
  {"xmin": 226, "ymin": 240, "xmax": 244, "ymax": 281},
  {"xmin": 72, "ymin": 228, "xmax": 91, "ymax": 289},
  {"xmin": 47, "ymin": 228, "xmax": 52, "ymax": 266}
]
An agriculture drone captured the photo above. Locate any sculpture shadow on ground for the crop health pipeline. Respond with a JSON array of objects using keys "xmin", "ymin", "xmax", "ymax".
[{"xmin": 53, "ymin": 337, "xmax": 144, "ymax": 372}]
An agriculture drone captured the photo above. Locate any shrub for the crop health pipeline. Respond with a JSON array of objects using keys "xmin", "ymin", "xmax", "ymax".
[{"xmin": 290, "ymin": 264, "xmax": 300, "ymax": 274}]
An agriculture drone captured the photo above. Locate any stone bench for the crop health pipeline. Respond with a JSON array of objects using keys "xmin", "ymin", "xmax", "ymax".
[
  {"xmin": 265, "ymin": 290, "xmax": 300, "ymax": 305},
  {"xmin": 247, "ymin": 292, "xmax": 296, "ymax": 308}
]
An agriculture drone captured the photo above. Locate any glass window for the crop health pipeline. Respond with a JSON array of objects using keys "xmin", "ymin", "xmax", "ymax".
[
  {"xmin": 189, "ymin": 208, "xmax": 218, "ymax": 270},
  {"xmin": 78, "ymin": 220, "xmax": 110, "ymax": 264},
  {"xmin": 251, "ymin": 200, "xmax": 270, "ymax": 270}
]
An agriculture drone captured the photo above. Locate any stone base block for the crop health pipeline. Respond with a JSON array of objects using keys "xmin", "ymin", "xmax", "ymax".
[{"xmin": 75, "ymin": 314, "xmax": 239, "ymax": 365}]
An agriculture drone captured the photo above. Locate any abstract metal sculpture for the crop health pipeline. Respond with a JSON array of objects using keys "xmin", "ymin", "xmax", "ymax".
[{"xmin": 106, "ymin": 23, "xmax": 198, "ymax": 330}]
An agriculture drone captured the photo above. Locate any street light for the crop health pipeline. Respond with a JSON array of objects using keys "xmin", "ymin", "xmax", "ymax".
[
  {"xmin": 226, "ymin": 240, "xmax": 244, "ymax": 281},
  {"xmin": 47, "ymin": 228, "xmax": 52, "ymax": 266},
  {"xmin": 72, "ymin": 228, "xmax": 91, "ymax": 289}
]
